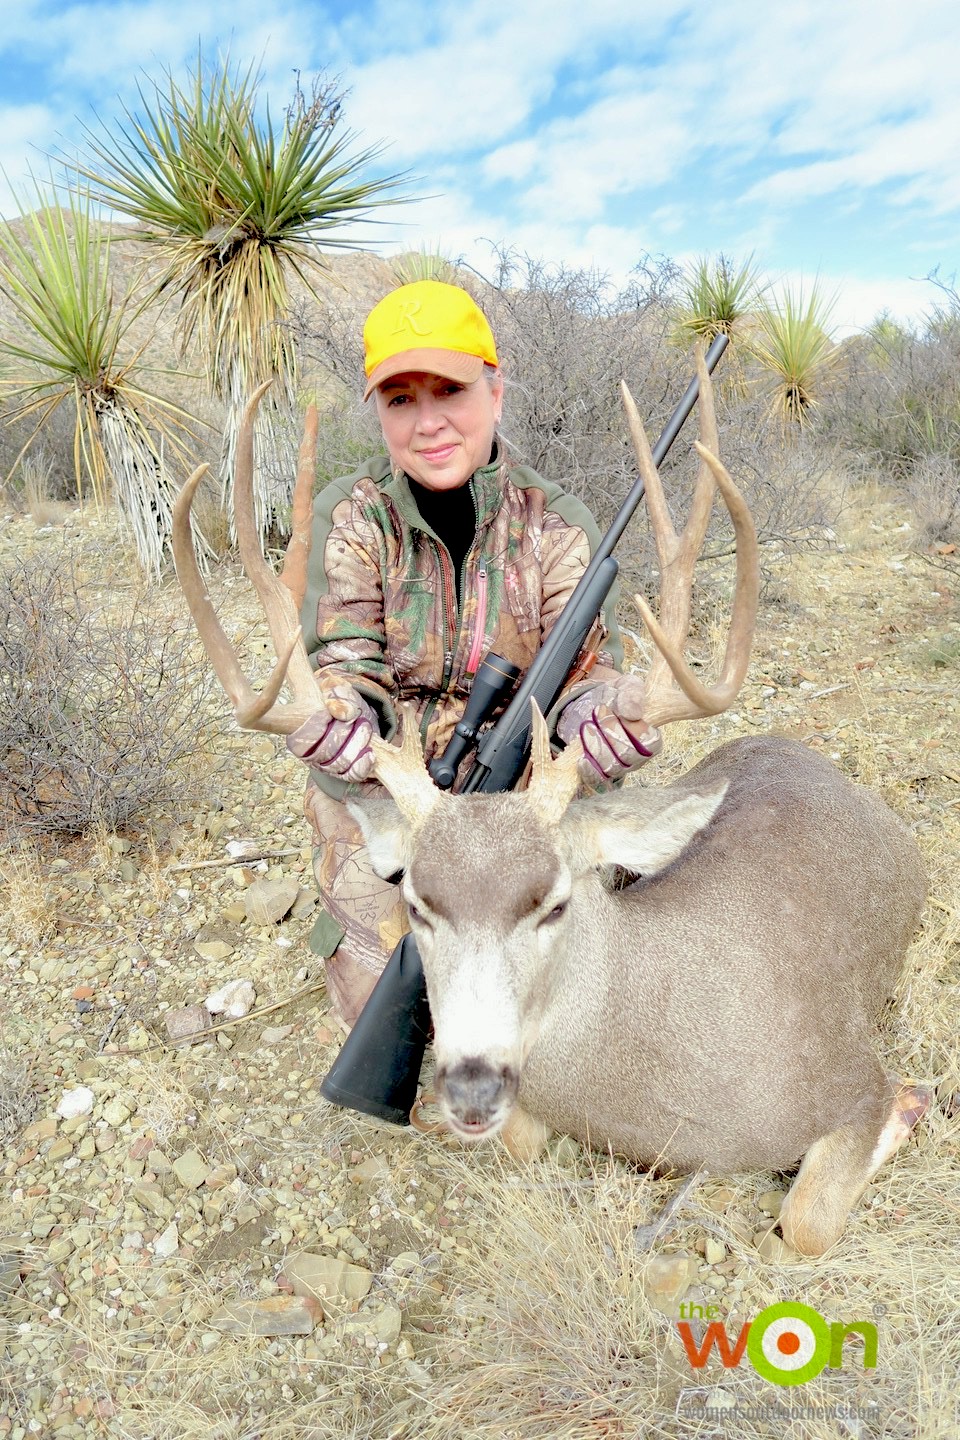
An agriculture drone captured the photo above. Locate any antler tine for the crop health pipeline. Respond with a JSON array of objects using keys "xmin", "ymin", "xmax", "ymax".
[
  {"xmin": 622, "ymin": 347, "xmax": 759, "ymax": 729},
  {"xmin": 279, "ymin": 401, "xmax": 317, "ymax": 611},
  {"xmin": 369, "ymin": 704, "xmax": 442, "ymax": 827},
  {"xmin": 634, "ymin": 443, "xmax": 758, "ymax": 725},
  {"xmin": 526, "ymin": 703, "xmax": 582, "ymax": 825},
  {"xmin": 172, "ymin": 387, "xmax": 324, "ymax": 736},
  {"xmin": 172, "ymin": 463, "xmax": 258, "ymax": 712}
]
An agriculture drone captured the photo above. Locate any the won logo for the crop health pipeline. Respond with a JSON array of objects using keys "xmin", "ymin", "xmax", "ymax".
[{"xmin": 677, "ymin": 1301, "xmax": 878, "ymax": 1386}]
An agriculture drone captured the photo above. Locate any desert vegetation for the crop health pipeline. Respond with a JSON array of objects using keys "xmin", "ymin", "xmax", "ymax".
[{"xmin": 0, "ymin": 54, "xmax": 958, "ymax": 1440}]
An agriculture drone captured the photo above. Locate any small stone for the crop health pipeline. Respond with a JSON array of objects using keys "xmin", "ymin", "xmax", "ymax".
[
  {"xmin": 341, "ymin": 1302, "xmax": 402, "ymax": 1349},
  {"xmin": 152, "ymin": 1222, "xmax": 179, "ymax": 1257},
  {"xmin": 208, "ymin": 1295, "xmax": 321, "ymax": 1336},
  {"xmin": 0, "ymin": 1251, "xmax": 21, "ymax": 1301},
  {"xmin": 132, "ymin": 1183, "xmax": 172, "ymax": 1220},
  {"xmin": 56, "ymin": 1087, "xmax": 95, "ymax": 1120},
  {"xmin": 164, "ymin": 1005, "xmax": 212, "ymax": 1047},
  {"xmin": 243, "ymin": 877, "xmax": 299, "ymax": 926},
  {"xmin": 204, "ymin": 978, "xmax": 256, "ymax": 1019},
  {"xmin": 351, "ymin": 1155, "xmax": 390, "ymax": 1183},
  {"xmin": 102, "ymin": 1098, "xmax": 133, "ymax": 1127},
  {"xmin": 704, "ymin": 1238, "xmax": 726, "ymax": 1266},
  {"xmin": 281, "ymin": 1252, "xmax": 373, "ymax": 1311},
  {"xmin": 261, "ymin": 1025, "xmax": 294, "ymax": 1045},
  {"xmin": 703, "ymin": 1387, "xmax": 738, "ymax": 1411},
  {"xmin": 641, "ymin": 1252, "xmax": 697, "ymax": 1315},
  {"xmin": 21, "ymin": 1116, "xmax": 58, "ymax": 1143},
  {"xmin": 221, "ymin": 903, "xmax": 247, "ymax": 926},
  {"xmin": 172, "ymin": 1150, "xmax": 210, "ymax": 1189},
  {"xmin": 47, "ymin": 1138, "xmax": 74, "ymax": 1162},
  {"xmin": 195, "ymin": 940, "xmax": 235, "ymax": 961},
  {"xmin": 758, "ymin": 1189, "xmax": 784, "ymax": 1218},
  {"xmin": 756, "ymin": 1231, "xmax": 797, "ymax": 1263},
  {"xmin": 203, "ymin": 1164, "xmax": 238, "ymax": 1190}
]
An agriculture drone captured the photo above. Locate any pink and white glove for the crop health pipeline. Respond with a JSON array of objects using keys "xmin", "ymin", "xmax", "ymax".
[
  {"xmin": 286, "ymin": 679, "xmax": 378, "ymax": 783},
  {"xmin": 557, "ymin": 675, "xmax": 661, "ymax": 783}
]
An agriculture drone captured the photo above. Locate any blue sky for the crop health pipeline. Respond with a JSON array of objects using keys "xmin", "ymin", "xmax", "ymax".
[{"xmin": 2, "ymin": 0, "xmax": 959, "ymax": 334}]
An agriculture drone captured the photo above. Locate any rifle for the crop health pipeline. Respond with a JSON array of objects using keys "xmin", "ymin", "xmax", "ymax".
[{"xmin": 320, "ymin": 334, "xmax": 729, "ymax": 1123}]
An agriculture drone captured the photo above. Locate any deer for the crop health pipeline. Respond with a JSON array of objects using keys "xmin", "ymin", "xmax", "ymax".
[{"xmin": 172, "ymin": 364, "xmax": 928, "ymax": 1259}]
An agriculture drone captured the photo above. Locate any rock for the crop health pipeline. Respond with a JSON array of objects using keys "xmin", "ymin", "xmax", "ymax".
[
  {"xmin": 172, "ymin": 1149, "xmax": 210, "ymax": 1189},
  {"xmin": 704, "ymin": 1238, "xmax": 726, "ymax": 1266},
  {"xmin": 0, "ymin": 1251, "xmax": 22, "ymax": 1302},
  {"xmin": 280, "ymin": 1252, "xmax": 373, "ymax": 1311},
  {"xmin": 756, "ymin": 1231, "xmax": 798, "ymax": 1263},
  {"xmin": 132, "ymin": 1183, "xmax": 173, "ymax": 1220},
  {"xmin": 56, "ymin": 1087, "xmax": 95, "ymax": 1120},
  {"xmin": 203, "ymin": 1164, "xmax": 238, "ymax": 1190},
  {"xmin": 21, "ymin": 1116, "xmax": 58, "ymax": 1143},
  {"xmin": 261, "ymin": 1025, "xmax": 294, "ymax": 1045},
  {"xmin": 205, "ymin": 978, "xmax": 256, "ymax": 1019},
  {"xmin": 351, "ymin": 1155, "xmax": 390, "ymax": 1183},
  {"xmin": 341, "ymin": 1302, "xmax": 403, "ymax": 1349},
  {"xmin": 208, "ymin": 1295, "xmax": 321, "ymax": 1336},
  {"xmin": 758, "ymin": 1189, "xmax": 784, "ymax": 1218},
  {"xmin": 641, "ymin": 1253, "xmax": 698, "ymax": 1314},
  {"xmin": 152, "ymin": 1222, "xmax": 180, "ymax": 1257},
  {"xmin": 194, "ymin": 940, "xmax": 235, "ymax": 961},
  {"xmin": 243, "ymin": 877, "xmax": 299, "ymax": 926},
  {"xmin": 164, "ymin": 1005, "xmax": 212, "ymax": 1047},
  {"xmin": 101, "ymin": 1099, "xmax": 133, "ymax": 1127},
  {"xmin": 290, "ymin": 887, "xmax": 318, "ymax": 919}
]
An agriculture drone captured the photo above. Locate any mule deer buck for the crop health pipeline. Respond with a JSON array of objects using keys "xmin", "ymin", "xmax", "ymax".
[{"xmin": 173, "ymin": 366, "xmax": 928, "ymax": 1258}]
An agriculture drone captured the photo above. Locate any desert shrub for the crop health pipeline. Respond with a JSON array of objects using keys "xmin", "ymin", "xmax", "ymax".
[
  {"xmin": 897, "ymin": 450, "xmax": 960, "ymax": 547},
  {"xmin": 0, "ymin": 1038, "xmax": 38, "ymax": 1143},
  {"xmin": 0, "ymin": 548, "xmax": 220, "ymax": 837}
]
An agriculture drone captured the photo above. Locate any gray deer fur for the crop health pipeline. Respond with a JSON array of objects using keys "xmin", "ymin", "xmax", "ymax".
[{"xmin": 352, "ymin": 731, "xmax": 927, "ymax": 1257}]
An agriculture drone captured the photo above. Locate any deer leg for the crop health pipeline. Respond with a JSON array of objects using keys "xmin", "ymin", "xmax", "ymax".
[
  {"xmin": 779, "ymin": 1081, "xmax": 929, "ymax": 1258},
  {"xmin": 501, "ymin": 1106, "xmax": 554, "ymax": 1162}
]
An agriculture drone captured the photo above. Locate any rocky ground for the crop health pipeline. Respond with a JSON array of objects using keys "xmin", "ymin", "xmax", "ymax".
[{"xmin": 0, "ymin": 491, "xmax": 958, "ymax": 1440}]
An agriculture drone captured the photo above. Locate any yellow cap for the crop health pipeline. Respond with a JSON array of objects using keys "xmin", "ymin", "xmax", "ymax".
[{"xmin": 363, "ymin": 280, "xmax": 499, "ymax": 399}]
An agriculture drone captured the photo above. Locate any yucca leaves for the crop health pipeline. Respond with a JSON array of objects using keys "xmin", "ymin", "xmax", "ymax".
[
  {"xmin": 676, "ymin": 253, "xmax": 763, "ymax": 342},
  {"xmin": 69, "ymin": 53, "xmax": 405, "ymax": 535},
  {"xmin": 0, "ymin": 181, "xmax": 197, "ymax": 574},
  {"xmin": 751, "ymin": 281, "xmax": 839, "ymax": 426}
]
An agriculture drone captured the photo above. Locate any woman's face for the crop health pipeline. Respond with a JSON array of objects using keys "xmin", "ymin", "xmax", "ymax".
[{"xmin": 374, "ymin": 370, "xmax": 503, "ymax": 491}]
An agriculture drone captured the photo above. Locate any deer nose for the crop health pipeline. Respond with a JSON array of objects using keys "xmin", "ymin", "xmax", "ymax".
[{"xmin": 439, "ymin": 1058, "xmax": 518, "ymax": 1131}]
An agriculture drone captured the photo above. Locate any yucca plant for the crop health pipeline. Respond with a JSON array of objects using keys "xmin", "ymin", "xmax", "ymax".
[
  {"xmin": 750, "ymin": 280, "xmax": 839, "ymax": 427},
  {"xmin": 0, "ymin": 180, "xmax": 196, "ymax": 575},
  {"xmin": 71, "ymin": 56, "xmax": 405, "ymax": 537},
  {"xmin": 390, "ymin": 245, "xmax": 461, "ymax": 286},
  {"xmin": 675, "ymin": 253, "xmax": 763, "ymax": 343}
]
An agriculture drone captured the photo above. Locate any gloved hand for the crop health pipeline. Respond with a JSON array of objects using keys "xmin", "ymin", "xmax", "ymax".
[
  {"xmin": 286, "ymin": 678, "xmax": 378, "ymax": 783},
  {"xmin": 556, "ymin": 675, "xmax": 661, "ymax": 783}
]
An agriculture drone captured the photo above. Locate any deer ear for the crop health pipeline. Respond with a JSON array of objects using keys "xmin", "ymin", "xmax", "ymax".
[
  {"xmin": 565, "ymin": 782, "xmax": 728, "ymax": 876},
  {"xmin": 347, "ymin": 796, "xmax": 413, "ymax": 881}
]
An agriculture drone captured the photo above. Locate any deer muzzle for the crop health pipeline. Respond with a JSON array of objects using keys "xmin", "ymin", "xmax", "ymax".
[{"xmin": 436, "ymin": 1057, "xmax": 519, "ymax": 1139}]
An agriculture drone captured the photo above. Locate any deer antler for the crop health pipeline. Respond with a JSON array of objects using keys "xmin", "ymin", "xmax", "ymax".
[
  {"xmin": 621, "ymin": 347, "xmax": 759, "ymax": 729},
  {"xmin": 172, "ymin": 384, "xmax": 333, "ymax": 735}
]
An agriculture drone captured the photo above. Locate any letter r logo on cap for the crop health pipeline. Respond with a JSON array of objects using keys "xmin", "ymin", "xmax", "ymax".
[{"xmin": 392, "ymin": 299, "xmax": 430, "ymax": 336}]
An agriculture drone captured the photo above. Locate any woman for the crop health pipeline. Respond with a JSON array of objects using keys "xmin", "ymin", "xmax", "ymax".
[{"xmin": 287, "ymin": 280, "xmax": 660, "ymax": 1027}]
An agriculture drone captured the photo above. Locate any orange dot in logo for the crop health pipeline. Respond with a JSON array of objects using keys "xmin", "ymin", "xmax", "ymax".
[{"xmin": 776, "ymin": 1330, "xmax": 802, "ymax": 1356}]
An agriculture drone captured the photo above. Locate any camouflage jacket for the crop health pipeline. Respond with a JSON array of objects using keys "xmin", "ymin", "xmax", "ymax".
[{"xmin": 300, "ymin": 449, "xmax": 623, "ymax": 800}]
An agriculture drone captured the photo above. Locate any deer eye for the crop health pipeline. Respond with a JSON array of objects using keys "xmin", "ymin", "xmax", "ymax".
[
  {"xmin": 406, "ymin": 900, "xmax": 430, "ymax": 928},
  {"xmin": 541, "ymin": 901, "xmax": 568, "ymax": 925}
]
